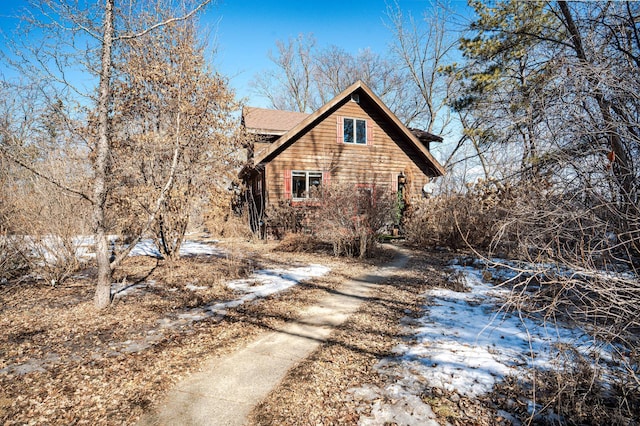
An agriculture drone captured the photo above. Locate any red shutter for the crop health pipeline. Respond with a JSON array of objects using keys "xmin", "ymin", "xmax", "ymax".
[
  {"xmin": 336, "ymin": 115, "xmax": 343, "ymax": 144},
  {"xmin": 283, "ymin": 170, "xmax": 292, "ymax": 199},
  {"xmin": 322, "ymin": 170, "xmax": 331, "ymax": 187},
  {"xmin": 366, "ymin": 120, "xmax": 374, "ymax": 146}
]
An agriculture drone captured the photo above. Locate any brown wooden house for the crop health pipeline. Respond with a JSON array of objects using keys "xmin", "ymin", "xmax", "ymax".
[{"xmin": 240, "ymin": 80, "xmax": 445, "ymax": 233}]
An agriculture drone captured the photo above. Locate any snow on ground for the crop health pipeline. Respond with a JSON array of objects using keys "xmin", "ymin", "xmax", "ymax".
[
  {"xmin": 106, "ymin": 260, "xmax": 330, "ymax": 353},
  {"xmin": 110, "ymin": 239, "xmax": 331, "ymax": 341},
  {"xmin": 127, "ymin": 238, "xmax": 225, "ymax": 258},
  {"xmin": 353, "ymin": 260, "xmax": 614, "ymax": 425},
  {"xmin": 169, "ymin": 264, "xmax": 331, "ymax": 325},
  {"xmin": 112, "ymin": 279, "xmax": 157, "ymax": 298},
  {"xmin": 15, "ymin": 235, "xmax": 225, "ymax": 265},
  {"xmin": 119, "ymin": 263, "xmax": 330, "ymax": 352},
  {"xmin": 2, "ymin": 246, "xmax": 331, "ymax": 372},
  {"xmin": 399, "ymin": 265, "xmax": 609, "ymax": 397}
]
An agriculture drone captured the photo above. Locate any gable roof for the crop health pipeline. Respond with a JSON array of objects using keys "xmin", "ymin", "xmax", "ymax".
[
  {"xmin": 243, "ymin": 106, "xmax": 309, "ymax": 136},
  {"xmin": 252, "ymin": 81, "xmax": 446, "ymax": 177}
]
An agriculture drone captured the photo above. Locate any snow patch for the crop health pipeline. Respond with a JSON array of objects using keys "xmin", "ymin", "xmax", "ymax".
[
  {"xmin": 392, "ymin": 265, "xmax": 610, "ymax": 397},
  {"xmin": 227, "ymin": 264, "xmax": 331, "ymax": 297},
  {"xmin": 185, "ymin": 283, "xmax": 208, "ymax": 291},
  {"xmin": 157, "ymin": 264, "xmax": 330, "ymax": 330},
  {"xmin": 128, "ymin": 239, "xmax": 225, "ymax": 258},
  {"xmin": 353, "ymin": 260, "xmax": 615, "ymax": 423}
]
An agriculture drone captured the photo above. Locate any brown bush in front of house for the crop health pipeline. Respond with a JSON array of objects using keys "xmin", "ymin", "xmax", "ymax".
[
  {"xmin": 311, "ymin": 183, "xmax": 394, "ymax": 258},
  {"xmin": 263, "ymin": 184, "xmax": 395, "ymax": 258},
  {"xmin": 404, "ymin": 178, "xmax": 517, "ymax": 252},
  {"xmin": 264, "ymin": 200, "xmax": 306, "ymax": 239}
]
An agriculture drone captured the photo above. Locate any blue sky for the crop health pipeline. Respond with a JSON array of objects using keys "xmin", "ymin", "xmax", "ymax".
[
  {"xmin": 212, "ymin": 0, "xmax": 468, "ymax": 105},
  {"xmin": 0, "ymin": 0, "xmax": 468, "ymax": 106},
  {"xmin": 213, "ymin": 0, "xmax": 413, "ymax": 104}
]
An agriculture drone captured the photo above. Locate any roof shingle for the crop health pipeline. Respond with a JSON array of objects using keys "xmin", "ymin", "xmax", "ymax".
[{"xmin": 243, "ymin": 107, "xmax": 309, "ymax": 135}]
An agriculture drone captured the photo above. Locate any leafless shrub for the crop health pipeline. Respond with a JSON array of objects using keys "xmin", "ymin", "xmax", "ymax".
[
  {"xmin": 263, "ymin": 184, "xmax": 394, "ymax": 257},
  {"xmin": 489, "ymin": 186, "xmax": 640, "ymax": 347},
  {"xmin": 20, "ymin": 186, "xmax": 89, "ymax": 285},
  {"xmin": 478, "ymin": 179, "xmax": 639, "ymax": 420},
  {"xmin": 311, "ymin": 183, "xmax": 394, "ymax": 258},
  {"xmin": 28, "ymin": 236, "xmax": 82, "ymax": 286},
  {"xmin": 264, "ymin": 200, "xmax": 305, "ymax": 239},
  {"xmin": 492, "ymin": 350, "xmax": 639, "ymax": 425},
  {"xmin": 0, "ymin": 235, "xmax": 30, "ymax": 283},
  {"xmin": 0, "ymin": 151, "xmax": 90, "ymax": 285},
  {"xmin": 205, "ymin": 212, "xmax": 253, "ymax": 240},
  {"xmin": 404, "ymin": 178, "xmax": 516, "ymax": 251},
  {"xmin": 0, "ymin": 178, "xmax": 30, "ymax": 281}
]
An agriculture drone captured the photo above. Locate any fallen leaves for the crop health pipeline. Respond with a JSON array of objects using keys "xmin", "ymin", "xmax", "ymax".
[
  {"xmin": 0, "ymin": 239, "xmax": 361, "ymax": 424},
  {"xmin": 0, "ymin": 240, "xmax": 503, "ymax": 425}
]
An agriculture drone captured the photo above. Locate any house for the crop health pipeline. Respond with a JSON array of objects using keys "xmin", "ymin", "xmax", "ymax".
[{"xmin": 240, "ymin": 80, "xmax": 445, "ymax": 233}]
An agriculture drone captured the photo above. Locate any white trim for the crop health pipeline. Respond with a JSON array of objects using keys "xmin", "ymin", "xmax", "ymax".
[{"xmin": 291, "ymin": 170, "xmax": 323, "ymax": 200}]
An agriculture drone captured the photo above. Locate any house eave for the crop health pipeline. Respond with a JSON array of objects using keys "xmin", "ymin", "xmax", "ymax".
[
  {"xmin": 246, "ymin": 128, "xmax": 287, "ymax": 137},
  {"xmin": 252, "ymin": 80, "xmax": 446, "ymax": 177}
]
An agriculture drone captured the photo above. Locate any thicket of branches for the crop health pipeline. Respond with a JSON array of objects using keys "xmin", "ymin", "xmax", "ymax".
[
  {"xmin": 0, "ymin": 0, "xmax": 241, "ymax": 308},
  {"xmin": 448, "ymin": 0, "xmax": 640, "ymax": 331},
  {"xmin": 264, "ymin": 184, "xmax": 394, "ymax": 258},
  {"xmin": 401, "ymin": 2, "xmax": 640, "ymax": 421},
  {"xmin": 0, "ymin": 80, "xmax": 92, "ymax": 285}
]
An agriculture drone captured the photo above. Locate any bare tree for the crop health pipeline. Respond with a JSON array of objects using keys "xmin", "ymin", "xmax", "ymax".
[
  {"xmin": 1, "ymin": 0, "xmax": 215, "ymax": 309},
  {"xmin": 111, "ymin": 8, "xmax": 241, "ymax": 261},
  {"xmin": 251, "ymin": 34, "xmax": 317, "ymax": 112},
  {"xmin": 312, "ymin": 46, "xmax": 405, "ymax": 112},
  {"xmin": 385, "ymin": 0, "xmax": 459, "ymax": 134},
  {"xmin": 251, "ymin": 34, "xmax": 406, "ymax": 114},
  {"xmin": 94, "ymin": 0, "xmax": 214, "ymax": 307}
]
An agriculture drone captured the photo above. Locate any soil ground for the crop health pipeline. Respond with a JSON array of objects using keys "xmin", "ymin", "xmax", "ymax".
[{"xmin": 0, "ymin": 237, "xmax": 500, "ymax": 425}]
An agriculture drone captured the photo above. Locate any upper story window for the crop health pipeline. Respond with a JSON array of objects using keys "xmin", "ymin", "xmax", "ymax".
[
  {"xmin": 343, "ymin": 118, "xmax": 367, "ymax": 145},
  {"xmin": 292, "ymin": 170, "xmax": 323, "ymax": 199}
]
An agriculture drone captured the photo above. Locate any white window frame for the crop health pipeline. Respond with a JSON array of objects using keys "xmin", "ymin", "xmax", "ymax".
[
  {"xmin": 291, "ymin": 170, "xmax": 323, "ymax": 200},
  {"xmin": 343, "ymin": 117, "xmax": 367, "ymax": 145}
]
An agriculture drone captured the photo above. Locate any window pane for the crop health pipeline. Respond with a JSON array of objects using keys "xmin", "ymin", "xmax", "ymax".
[
  {"xmin": 309, "ymin": 172, "xmax": 322, "ymax": 196},
  {"xmin": 292, "ymin": 172, "xmax": 306, "ymax": 198},
  {"xmin": 356, "ymin": 119, "xmax": 367, "ymax": 144},
  {"xmin": 343, "ymin": 118, "xmax": 354, "ymax": 143}
]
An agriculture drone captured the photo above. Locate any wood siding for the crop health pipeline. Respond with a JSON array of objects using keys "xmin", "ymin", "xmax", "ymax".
[{"xmin": 263, "ymin": 95, "xmax": 437, "ymax": 205}]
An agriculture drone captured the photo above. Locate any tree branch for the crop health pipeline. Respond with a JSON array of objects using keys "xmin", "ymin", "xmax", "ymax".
[
  {"xmin": 116, "ymin": 0, "xmax": 213, "ymax": 41},
  {"xmin": 0, "ymin": 145, "xmax": 93, "ymax": 204}
]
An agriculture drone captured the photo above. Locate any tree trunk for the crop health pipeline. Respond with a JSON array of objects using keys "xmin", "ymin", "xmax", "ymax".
[
  {"xmin": 93, "ymin": 0, "xmax": 115, "ymax": 310},
  {"xmin": 558, "ymin": 1, "xmax": 635, "ymax": 203}
]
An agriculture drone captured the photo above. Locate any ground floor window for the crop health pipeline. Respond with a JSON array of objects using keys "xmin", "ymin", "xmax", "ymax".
[{"xmin": 292, "ymin": 171, "xmax": 323, "ymax": 199}]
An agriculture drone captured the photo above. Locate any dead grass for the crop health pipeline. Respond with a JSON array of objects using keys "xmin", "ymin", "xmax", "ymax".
[
  {"xmin": 246, "ymin": 250, "xmax": 503, "ymax": 425},
  {"xmin": 0, "ymin": 239, "xmax": 516, "ymax": 425},
  {"xmin": 0, "ymin": 237, "xmax": 375, "ymax": 425}
]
